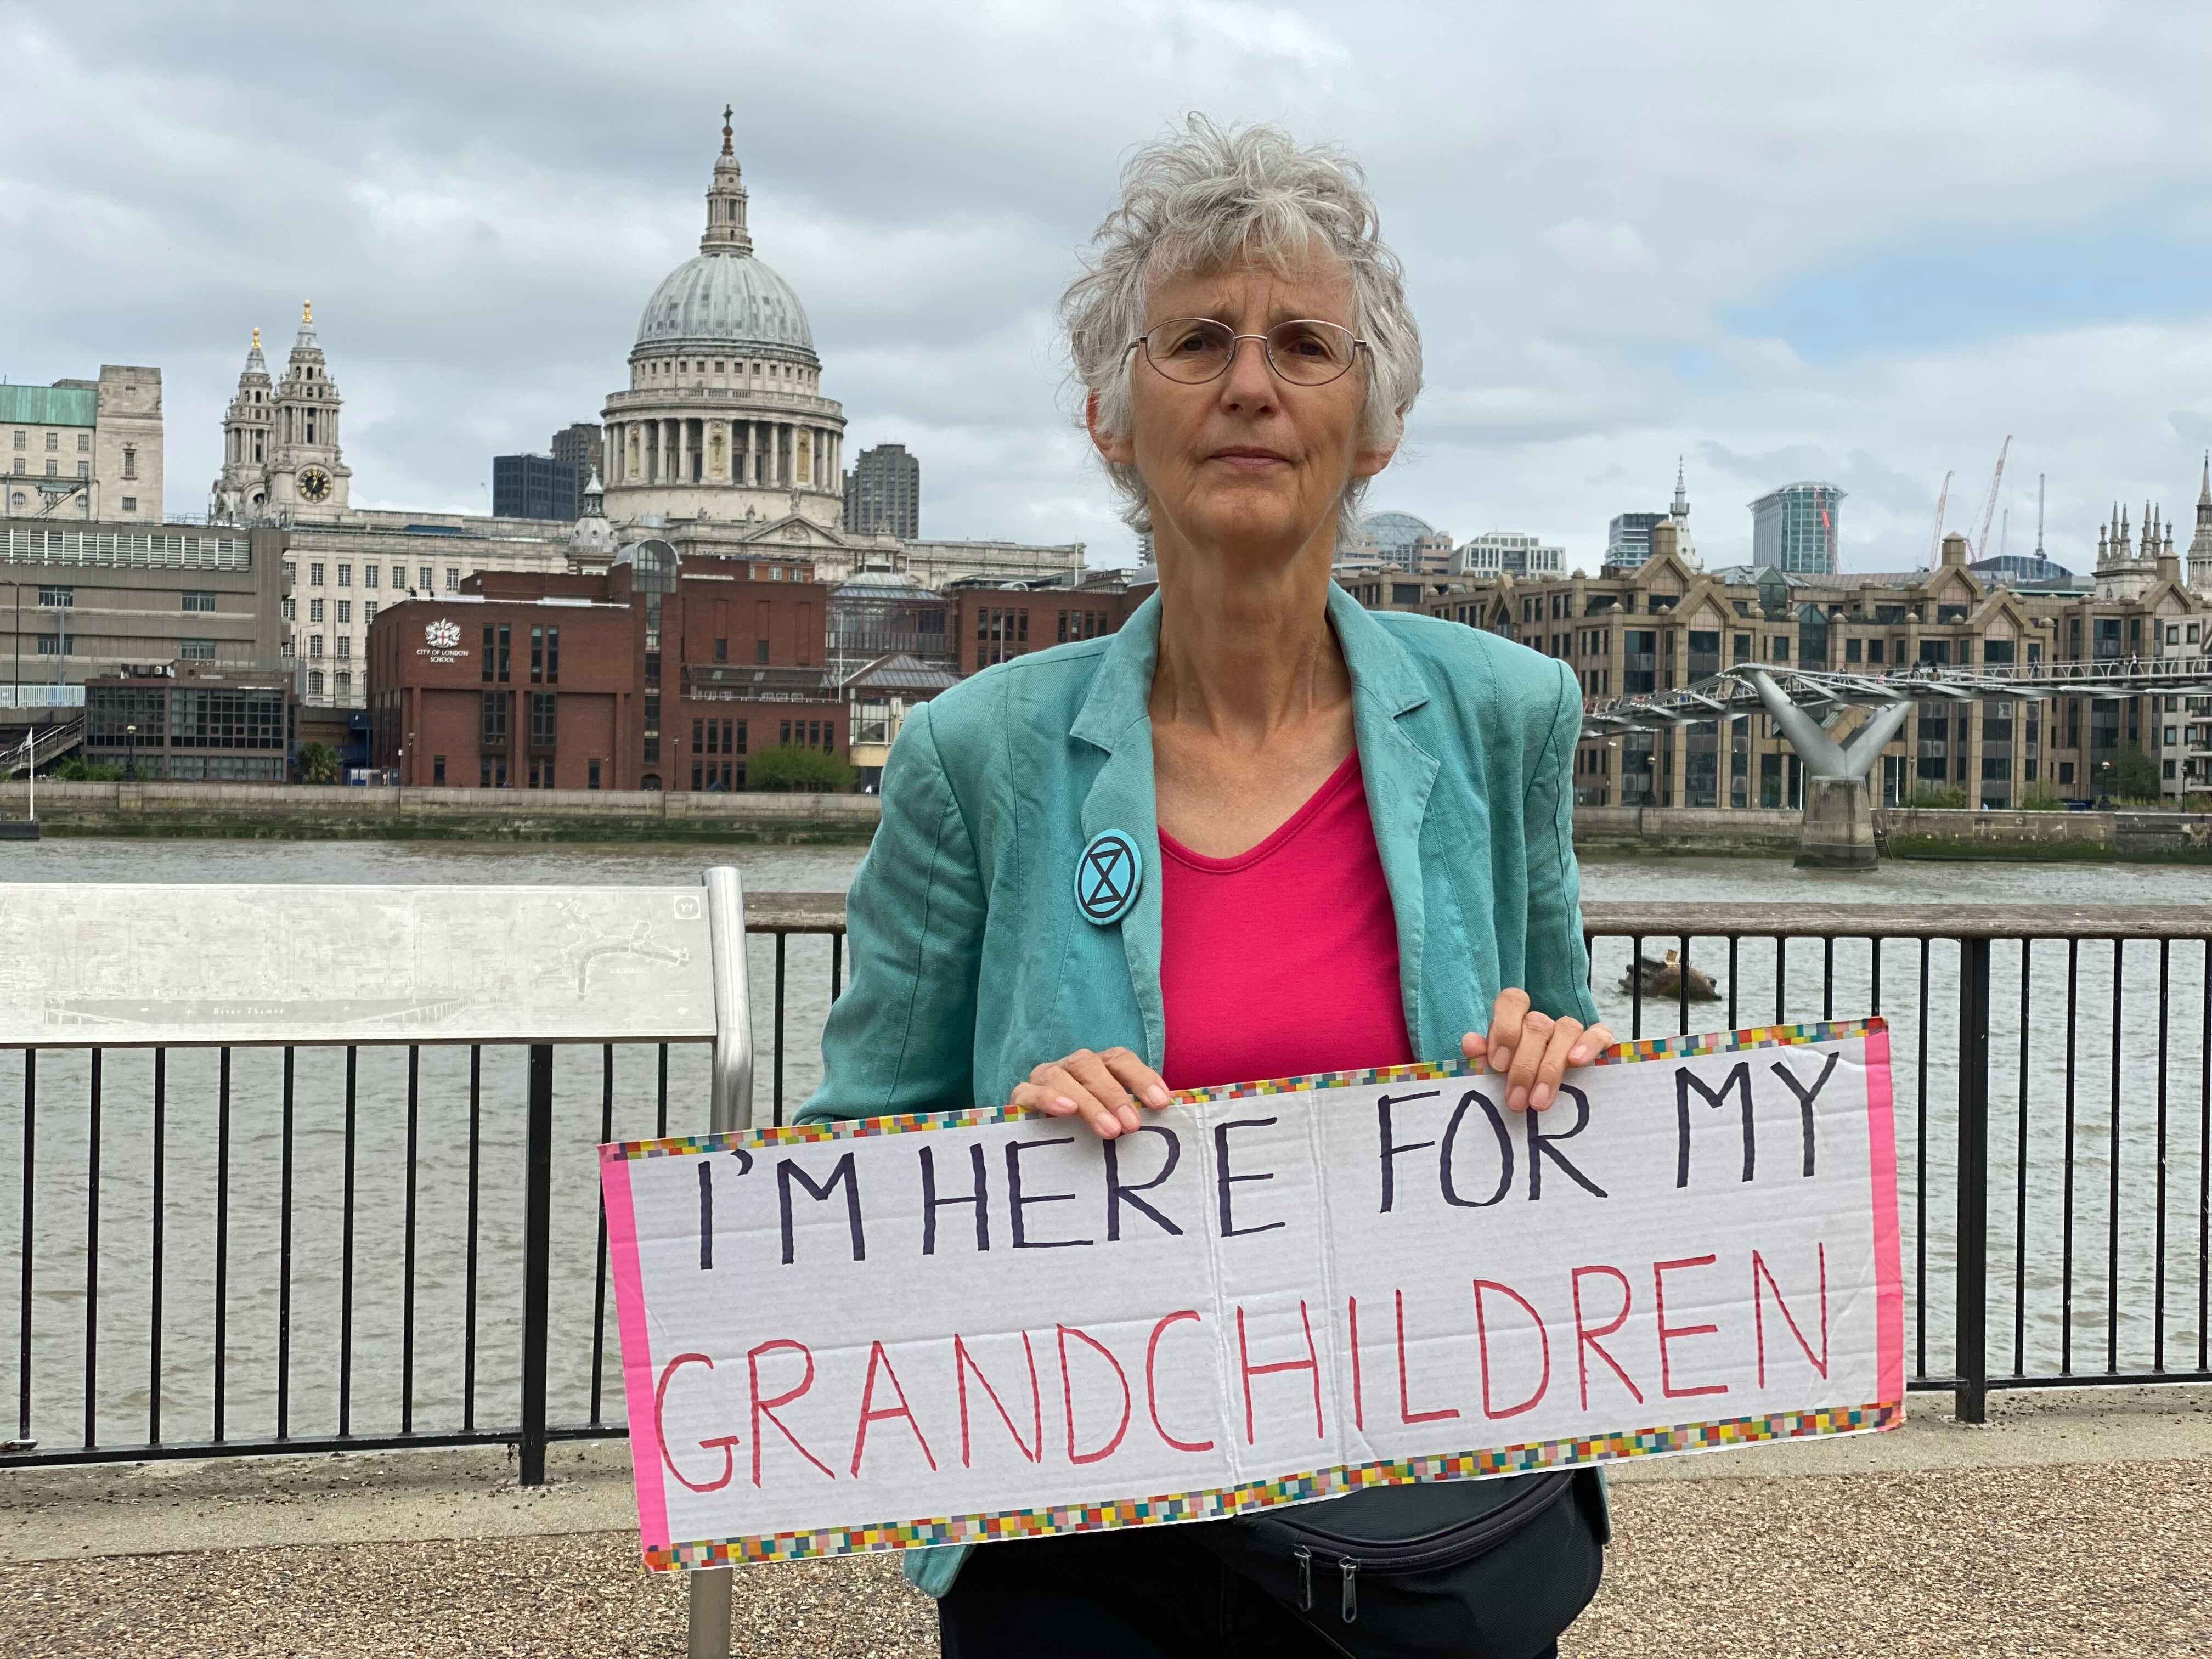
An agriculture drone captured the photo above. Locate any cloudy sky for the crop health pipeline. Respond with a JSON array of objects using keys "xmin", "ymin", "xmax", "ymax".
[{"xmin": 8, "ymin": 2, "xmax": 2212, "ymax": 573}]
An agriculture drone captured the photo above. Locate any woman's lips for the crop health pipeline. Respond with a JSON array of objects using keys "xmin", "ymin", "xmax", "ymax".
[{"xmin": 1208, "ymin": 448, "xmax": 1291, "ymax": 470}]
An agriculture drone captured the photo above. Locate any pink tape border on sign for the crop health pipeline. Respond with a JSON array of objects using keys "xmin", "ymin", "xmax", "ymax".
[
  {"xmin": 1863, "ymin": 1025, "xmax": 1906, "ymax": 1404},
  {"xmin": 596, "ymin": 1016, "xmax": 1898, "ymax": 1570},
  {"xmin": 597, "ymin": 1155, "xmax": 670, "ymax": 1550}
]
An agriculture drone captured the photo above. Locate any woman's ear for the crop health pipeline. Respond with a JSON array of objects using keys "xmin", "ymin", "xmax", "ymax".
[
  {"xmin": 1086, "ymin": 390, "xmax": 1135, "ymax": 466},
  {"xmin": 1349, "ymin": 410, "xmax": 1403, "ymax": 482}
]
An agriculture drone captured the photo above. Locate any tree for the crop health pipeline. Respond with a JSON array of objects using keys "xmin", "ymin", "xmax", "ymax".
[
  {"xmin": 296, "ymin": 742, "xmax": 341, "ymax": 785},
  {"xmin": 745, "ymin": 743, "xmax": 857, "ymax": 794},
  {"xmin": 2104, "ymin": 744, "xmax": 2160, "ymax": 803}
]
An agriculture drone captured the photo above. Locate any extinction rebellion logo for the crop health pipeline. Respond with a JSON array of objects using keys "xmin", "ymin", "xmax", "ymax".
[{"xmin": 419, "ymin": 617, "xmax": 465, "ymax": 664}]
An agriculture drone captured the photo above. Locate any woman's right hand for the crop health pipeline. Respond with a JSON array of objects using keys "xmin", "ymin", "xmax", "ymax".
[{"xmin": 1011, "ymin": 1046, "xmax": 1174, "ymax": 1138}]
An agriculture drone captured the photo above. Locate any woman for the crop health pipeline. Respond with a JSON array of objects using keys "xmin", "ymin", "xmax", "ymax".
[{"xmin": 801, "ymin": 116, "xmax": 1614, "ymax": 1657}]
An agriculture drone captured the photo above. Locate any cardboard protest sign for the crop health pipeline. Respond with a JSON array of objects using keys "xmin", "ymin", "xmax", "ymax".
[{"xmin": 599, "ymin": 1018, "xmax": 1901, "ymax": 1571}]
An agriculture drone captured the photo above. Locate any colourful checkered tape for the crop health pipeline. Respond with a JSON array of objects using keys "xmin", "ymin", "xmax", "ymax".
[
  {"xmin": 639, "ymin": 1398, "xmax": 1902, "ymax": 1568},
  {"xmin": 600, "ymin": 1016, "xmax": 1884, "ymax": 1163}
]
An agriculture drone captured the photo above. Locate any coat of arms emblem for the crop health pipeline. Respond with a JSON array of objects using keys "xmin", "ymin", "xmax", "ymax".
[{"xmin": 424, "ymin": 619, "xmax": 461, "ymax": 649}]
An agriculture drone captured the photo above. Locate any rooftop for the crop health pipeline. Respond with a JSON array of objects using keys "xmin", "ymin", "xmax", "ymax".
[{"xmin": 0, "ymin": 384, "xmax": 97, "ymax": 427}]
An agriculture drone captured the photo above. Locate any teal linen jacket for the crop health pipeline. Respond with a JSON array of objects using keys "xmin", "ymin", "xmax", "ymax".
[{"xmin": 798, "ymin": 580, "xmax": 1602, "ymax": 1598}]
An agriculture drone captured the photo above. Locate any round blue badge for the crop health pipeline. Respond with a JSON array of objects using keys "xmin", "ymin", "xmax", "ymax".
[{"xmin": 1075, "ymin": 829, "xmax": 1142, "ymax": 927}]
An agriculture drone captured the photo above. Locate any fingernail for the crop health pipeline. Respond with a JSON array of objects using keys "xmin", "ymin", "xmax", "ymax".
[
  {"xmin": 1569, "ymin": 1047, "xmax": 1590, "ymax": 1065},
  {"xmin": 1147, "ymin": 1085, "xmax": 1171, "ymax": 1108},
  {"xmin": 1491, "ymin": 1047, "xmax": 1512, "ymax": 1073},
  {"xmin": 1094, "ymin": 1115, "xmax": 1118, "ymax": 1137},
  {"xmin": 1054, "ymin": 1096, "xmax": 1079, "ymax": 1113},
  {"xmin": 1119, "ymin": 1107, "xmax": 1141, "ymax": 1131},
  {"xmin": 1528, "ymin": 1084, "xmax": 1551, "ymax": 1112},
  {"xmin": 1507, "ymin": 1085, "xmax": 1527, "ymax": 1111}
]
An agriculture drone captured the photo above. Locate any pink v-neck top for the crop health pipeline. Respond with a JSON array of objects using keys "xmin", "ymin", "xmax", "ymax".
[{"xmin": 1157, "ymin": 751, "xmax": 1415, "ymax": 1091}]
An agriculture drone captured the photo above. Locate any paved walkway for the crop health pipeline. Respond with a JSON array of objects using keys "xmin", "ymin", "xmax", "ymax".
[{"xmin": 5, "ymin": 1386, "xmax": 2208, "ymax": 1657}]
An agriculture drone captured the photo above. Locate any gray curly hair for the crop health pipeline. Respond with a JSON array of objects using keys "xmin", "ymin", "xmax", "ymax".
[{"xmin": 1062, "ymin": 115, "xmax": 1423, "ymax": 538}]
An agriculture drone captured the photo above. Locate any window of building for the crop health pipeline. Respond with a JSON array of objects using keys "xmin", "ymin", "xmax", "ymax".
[
  {"xmin": 337, "ymin": 564, "xmax": 352, "ymax": 588},
  {"xmin": 282, "ymin": 598, "xmax": 296, "ymax": 622},
  {"xmin": 481, "ymin": 690, "xmax": 510, "ymax": 748},
  {"xmin": 308, "ymin": 635, "xmax": 324, "ymax": 658},
  {"xmin": 419, "ymin": 567, "xmax": 433, "ymax": 590},
  {"xmin": 309, "ymin": 599, "xmax": 324, "ymax": 623},
  {"xmin": 120, "ymin": 496, "xmax": 136, "ymax": 512},
  {"xmin": 364, "ymin": 602, "xmax": 377, "ymax": 624},
  {"xmin": 8, "ymin": 432, "xmax": 19, "ymax": 449},
  {"xmin": 432, "ymin": 755, "xmax": 446, "ymax": 785},
  {"xmin": 38, "ymin": 585, "xmax": 72, "ymax": 607},
  {"xmin": 310, "ymin": 563, "xmax": 325, "ymax": 587},
  {"xmin": 714, "ymin": 637, "xmax": 727, "ymax": 662},
  {"xmin": 44, "ymin": 433, "xmax": 57, "ymax": 451},
  {"xmin": 336, "ymin": 636, "xmax": 351, "ymax": 661},
  {"xmin": 587, "ymin": 759, "xmax": 600, "ymax": 790},
  {"xmin": 364, "ymin": 566, "xmax": 379, "ymax": 589},
  {"xmin": 122, "ymin": 445, "xmax": 136, "ymax": 479},
  {"xmin": 282, "ymin": 637, "xmax": 295, "ymax": 659},
  {"xmin": 755, "ymin": 639, "xmax": 769, "ymax": 663},
  {"xmin": 531, "ymin": 624, "xmax": 545, "ymax": 683},
  {"xmin": 2058, "ymin": 761, "xmax": 2075, "ymax": 786},
  {"xmin": 336, "ymin": 600, "xmax": 352, "ymax": 624},
  {"xmin": 308, "ymin": 670, "xmax": 324, "ymax": 697},
  {"xmin": 445, "ymin": 569, "xmax": 459, "ymax": 591},
  {"xmin": 529, "ymin": 691, "xmax": 557, "ymax": 748},
  {"xmin": 45, "ymin": 460, "xmax": 57, "ymax": 477},
  {"xmin": 182, "ymin": 592, "xmax": 216, "ymax": 613},
  {"xmin": 76, "ymin": 461, "xmax": 89, "ymax": 479}
]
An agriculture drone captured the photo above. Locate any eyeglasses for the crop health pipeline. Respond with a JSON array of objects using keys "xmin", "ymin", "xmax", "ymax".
[{"xmin": 1127, "ymin": 317, "xmax": 1368, "ymax": 387}]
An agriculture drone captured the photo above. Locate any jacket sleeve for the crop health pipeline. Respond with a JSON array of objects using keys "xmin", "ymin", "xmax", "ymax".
[
  {"xmin": 1522, "ymin": 659, "xmax": 1602, "ymax": 1028},
  {"xmin": 796, "ymin": 700, "xmax": 987, "ymax": 1125}
]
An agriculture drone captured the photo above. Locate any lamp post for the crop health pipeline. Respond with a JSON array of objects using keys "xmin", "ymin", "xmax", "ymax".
[{"xmin": 124, "ymin": 722, "xmax": 137, "ymax": 782}]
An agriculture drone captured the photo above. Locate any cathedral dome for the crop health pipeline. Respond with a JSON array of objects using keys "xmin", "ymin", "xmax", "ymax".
[{"xmin": 635, "ymin": 251, "xmax": 814, "ymax": 357}]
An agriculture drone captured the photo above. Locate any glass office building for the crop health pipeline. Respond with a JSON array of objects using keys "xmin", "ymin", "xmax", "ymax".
[{"xmin": 1750, "ymin": 482, "xmax": 1843, "ymax": 575}]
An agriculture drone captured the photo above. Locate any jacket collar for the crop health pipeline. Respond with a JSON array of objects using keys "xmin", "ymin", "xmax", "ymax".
[{"xmin": 1070, "ymin": 580, "xmax": 1443, "ymax": 1065}]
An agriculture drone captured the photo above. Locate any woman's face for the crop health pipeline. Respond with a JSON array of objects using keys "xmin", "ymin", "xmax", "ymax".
[{"xmin": 1092, "ymin": 244, "xmax": 1396, "ymax": 562}]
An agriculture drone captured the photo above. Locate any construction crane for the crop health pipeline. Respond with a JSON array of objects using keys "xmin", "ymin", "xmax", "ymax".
[
  {"xmin": 1972, "ymin": 435, "xmax": 2012, "ymax": 561},
  {"xmin": 1927, "ymin": 469, "xmax": 1953, "ymax": 567}
]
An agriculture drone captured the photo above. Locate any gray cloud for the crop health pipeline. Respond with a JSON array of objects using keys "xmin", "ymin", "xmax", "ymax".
[{"xmin": 6, "ymin": 0, "xmax": 2212, "ymax": 572}]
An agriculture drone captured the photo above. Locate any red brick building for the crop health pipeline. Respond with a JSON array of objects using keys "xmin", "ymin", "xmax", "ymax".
[
  {"xmin": 947, "ymin": 576, "xmax": 1150, "ymax": 675},
  {"xmin": 366, "ymin": 541, "xmax": 844, "ymax": 790}
]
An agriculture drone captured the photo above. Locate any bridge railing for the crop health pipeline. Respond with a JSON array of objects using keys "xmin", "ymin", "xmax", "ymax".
[{"xmin": 3, "ymin": 897, "xmax": 2207, "ymax": 1476}]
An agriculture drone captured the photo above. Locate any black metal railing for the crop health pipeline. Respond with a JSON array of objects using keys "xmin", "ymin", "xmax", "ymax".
[{"xmin": 4, "ymin": 901, "xmax": 2205, "ymax": 1480}]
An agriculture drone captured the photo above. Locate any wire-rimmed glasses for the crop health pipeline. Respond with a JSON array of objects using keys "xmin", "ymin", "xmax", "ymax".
[{"xmin": 1128, "ymin": 318, "xmax": 1368, "ymax": 387}]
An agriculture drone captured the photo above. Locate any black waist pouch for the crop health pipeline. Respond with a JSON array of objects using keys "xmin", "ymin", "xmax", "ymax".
[{"xmin": 1194, "ymin": 1469, "xmax": 1608, "ymax": 1659}]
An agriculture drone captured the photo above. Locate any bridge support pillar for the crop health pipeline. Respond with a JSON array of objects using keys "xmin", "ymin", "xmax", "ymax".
[
  {"xmin": 1747, "ymin": 670, "xmax": 1914, "ymax": 872},
  {"xmin": 1796, "ymin": 776, "xmax": 1880, "ymax": 869}
]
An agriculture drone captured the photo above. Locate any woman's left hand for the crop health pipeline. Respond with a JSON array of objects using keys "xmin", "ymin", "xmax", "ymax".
[{"xmin": 1462, "ymin": 989, "xmax": 1614, "ymax": 1113}]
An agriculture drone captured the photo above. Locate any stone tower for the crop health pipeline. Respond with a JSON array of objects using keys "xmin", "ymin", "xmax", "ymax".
[
  {"xmin": 268, "ymin": 302, "xmax": 351, "ymax": 516},
  {"xmin": 210, "ymin": 328, "xmax": 275, "ymax": 521},
  {"xmin": 2188, "ymin": 455, "xmax": 2212, "ymax": 594}
]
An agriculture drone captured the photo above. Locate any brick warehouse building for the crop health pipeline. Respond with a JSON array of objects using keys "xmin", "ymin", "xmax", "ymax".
[
  {"xmin": 946, "ymin": 573, "xmax": 1150, "ymax": 674},
  {"xmin": 366, "ymin": 540, "xmax": 842, "ymax": 790}
]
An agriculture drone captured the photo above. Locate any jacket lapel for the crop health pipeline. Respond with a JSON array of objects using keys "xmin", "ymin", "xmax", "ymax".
[
  {"xmin": 1070, "ymin": 594, "xmax": 1169, "ymax": 1063},
  {"xmin": 1327, "ymin": 584, "xmax": 1443, "ymax": 1052}
]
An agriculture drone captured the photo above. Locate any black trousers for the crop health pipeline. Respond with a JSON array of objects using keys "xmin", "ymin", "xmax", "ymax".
[{"xmin": 936, "ymin": 1524, "xmax": 1562, "ymax": 1659}]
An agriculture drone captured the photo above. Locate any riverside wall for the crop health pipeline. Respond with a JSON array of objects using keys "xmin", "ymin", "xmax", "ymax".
[{"xmin": 4, "ymin": 781, "xmax": 2211, "ymax": 860}]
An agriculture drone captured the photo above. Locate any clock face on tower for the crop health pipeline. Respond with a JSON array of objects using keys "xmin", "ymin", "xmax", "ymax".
[{"xmin": 298, "ymin": 466, "xmax": 332, "ymax": 504}]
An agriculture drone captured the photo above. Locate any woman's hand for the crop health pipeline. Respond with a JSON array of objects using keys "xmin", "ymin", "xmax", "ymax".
[
  {"xmin": 1462, "ymin": 989, "xmax": 1615, "ymax": 1113},
  {"xmin": 1011, "ymin": 1046, "xmax": 1174, "ymax": 1139}
]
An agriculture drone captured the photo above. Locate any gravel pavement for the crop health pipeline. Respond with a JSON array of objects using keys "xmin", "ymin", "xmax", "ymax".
[{"xmin": 5, "ymin": 1454, "xmax": 2208, "ymax": 1657}]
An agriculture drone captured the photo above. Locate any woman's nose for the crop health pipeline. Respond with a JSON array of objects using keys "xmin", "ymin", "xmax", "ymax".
[{"xmin": 1217, "ymin": 335, "xmax": 1278, "ymax": 408}]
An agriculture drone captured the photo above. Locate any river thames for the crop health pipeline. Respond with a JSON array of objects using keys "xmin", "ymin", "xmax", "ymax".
[{"xmin": 4, "ymin": 840, "xmax": 2209, "ymax": 1452}]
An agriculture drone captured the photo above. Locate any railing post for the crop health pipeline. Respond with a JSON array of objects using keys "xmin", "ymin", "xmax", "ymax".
[
  {"xmin": 519, "ymin": 1042, "xmax": 554, "ymax": 1486},
  {"xmin": 690, "ymin": 867, "xmax": 754, "ymax": 1658},
  {"xmin": 1955, "ymin": 936, "xmax": 1992, "ymax": 1424}
]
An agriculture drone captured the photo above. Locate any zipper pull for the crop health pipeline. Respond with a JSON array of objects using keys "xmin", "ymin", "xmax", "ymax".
[
  {"xmin": 1340, "ymin": 1559, "xmax": 1359, "ymax": 1623},
  {"xmin": 1294, "ymin": 1547, "xmax": 1313, "ymax": 1611}
]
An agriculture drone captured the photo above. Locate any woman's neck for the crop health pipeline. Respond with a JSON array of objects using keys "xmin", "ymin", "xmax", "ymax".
[{"xmin": 1147, "ymin": 517, "xmax": 1350, "ymax": 743}]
